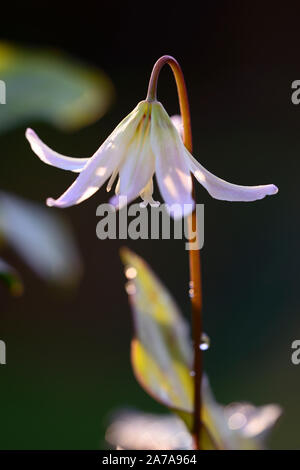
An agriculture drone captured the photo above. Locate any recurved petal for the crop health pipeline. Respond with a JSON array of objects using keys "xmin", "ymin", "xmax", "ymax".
[
  {"xmin": 151, "ymin": 102, "xmax": 194, "ymax": 218},
  {"xmin": 187, "ymin": 151, "xmax": 278, "ymax": 202},
  {"xmin": 47, "ymin": 103, "xmax": 146, "ymax": 208},
  {"xmin": 25, "ymin": 128, "xmax": 89, "ymax": 173}
]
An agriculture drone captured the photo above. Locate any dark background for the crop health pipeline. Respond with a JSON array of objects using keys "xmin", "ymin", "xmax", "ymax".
[{"xmin": 0, "ymin": 1, "xmax": 299, "ymax": 449}]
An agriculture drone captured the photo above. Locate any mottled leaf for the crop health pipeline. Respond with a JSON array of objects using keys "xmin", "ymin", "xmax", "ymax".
[
  {"xmin": 121, "ymin": 247, "xmax": 193, "ymax": 412},
  {"xmin": 106, "ymin": 401, "xmax": 281, "ymax": 451},
  {"xmin": 121, "ymin": 248, "xmax": 216, "ymax": 448},
  {"xmin": 121, "ymin": 248, "xmax": 281, "ymax": 450},
  {"xmin": 0, "ymin": 192, "xmax": 82, "ymax": 285},
  {"xmin": 0, "ymin": 42, "xmax": 114, "ymax": 132}
]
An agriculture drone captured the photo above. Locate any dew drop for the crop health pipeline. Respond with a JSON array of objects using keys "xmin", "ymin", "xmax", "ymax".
[
  {"xmin": 188, "ymin": 281, "xmax": 194, "ymax": 298},
  {"xmin": 125, "ymin": 281, "xmax": 136, "ymax": 295},
  {"xmin": 199, "ymin": 333, "xmax": 210, "ymax": 351},
  {"xmin": 125, "ymin": 266, "xmax": 137, "ymax": 280},
  {"xmin": 188, "ymin": 288, "xmax": 194, "ymax": 298}
]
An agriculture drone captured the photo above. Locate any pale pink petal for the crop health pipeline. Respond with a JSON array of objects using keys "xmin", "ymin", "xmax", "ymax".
[
  {"xmin": 170, "ymin": 115, "xmax": 183, "ymax": 139},
  {"xmin": 151, "ymin": 103, "xmax": 194, "ymax": 218},
  {"xmin": 47, "ymin": 105, "xmax": 145, "ymax": 208},
  {"xmin": 187, "ymin": 151, "xmax": 278, "ymax": 202},
  {"xmin": 109, "ymin": 145, "xmax": 155, "ymax": 208},
  {"xmin": 25, "ymin": 128, "xmax": 89, "ymax": 173},
  {"xmin": 110, "ymin": 113, "xmax": 155, "ymax": 208}
]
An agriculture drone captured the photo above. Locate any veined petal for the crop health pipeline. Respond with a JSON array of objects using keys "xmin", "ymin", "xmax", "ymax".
[
  {"xmin": 151, "ymin": 102, "xmax": 194, "ymax": 218},
  {"xmin": 111, "ymin": 105, "xmax": 155, "ymax": 207},
  {"xmin": 186, "ymin": 150, "xmax": 278, "ymax": 202},
  {"xmin": 109, "ymin": 139, "xmax": 155, "ymax": 209},
  {"xmin": 170, "ymin": 115, "xmax": 183, "ymax": 139},
  {"xmin": 26, "ymin": 128, "xmax": 89, "ymax": 173},
  {"xmin": 47, "ymin": 103, "xmax": 146, "ymax": 208}
]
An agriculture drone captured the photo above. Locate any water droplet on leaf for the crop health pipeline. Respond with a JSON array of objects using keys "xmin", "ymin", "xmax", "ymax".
[
  {"xmin": 125, "ymin": 281, "xmax": 136, "ymax": 295},
  {"xmin": 125, "ymin": 266, "xmax": 137, "ymax": 279}
]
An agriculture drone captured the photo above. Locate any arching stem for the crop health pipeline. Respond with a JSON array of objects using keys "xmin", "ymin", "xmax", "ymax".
[{"xmin": 147, "ymin": 55, "xmax": 203, "ymax": 450}]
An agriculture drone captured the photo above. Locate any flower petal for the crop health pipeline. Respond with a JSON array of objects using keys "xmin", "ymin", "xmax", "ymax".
[
  {"xmin": 170, "ymin": 115, "xmax": 183, "ymax": 139},
  {"xmin": 25, "ymin": 128, "xmax": 89, "ymax": 173},
  {"xmin": 151, "ymin": 102, "xmax": 194, "ymax": 218},
  {"xmin": 110, "ymin": 107, "xmax": 155, "ymax": 208},
  {"xmin": 109, "ymin": 140, "xmax": 155, "ymax": 209},
  {"xmin": 47, "ymin": 103, "xmax": 146, "ymax": 208},
  {"xmin": 187, "ymin": 151, "xmax": 278, "ymax": 202}
]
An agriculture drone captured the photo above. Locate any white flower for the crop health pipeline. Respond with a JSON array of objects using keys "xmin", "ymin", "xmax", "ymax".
[{"xmin": 26, "ymin": 100, "xmax": 278, "ymax": 218}]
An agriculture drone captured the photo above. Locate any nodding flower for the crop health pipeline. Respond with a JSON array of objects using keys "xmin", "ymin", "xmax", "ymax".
[{"xmin": 26, "ymin": 100, "xmax": 278, "ymax": 219}]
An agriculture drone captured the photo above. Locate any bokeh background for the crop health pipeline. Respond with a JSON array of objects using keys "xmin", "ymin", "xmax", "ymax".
[{"xmin": 0, "ymin": 2, "xmax": 298, "ymax": 449}]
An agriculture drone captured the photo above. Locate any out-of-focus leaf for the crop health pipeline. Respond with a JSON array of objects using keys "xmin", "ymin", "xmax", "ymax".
[
  {"xmin": 201, "ymin": 376, "xmax": 282, "ymax": 450},
  {"xmin": 106, "ymin": 410, "xmax": 194, "ymax": 450},
  {"xmin": 0, "ymin": 42, "xmax": 114, "ymax": 132},
  {"xmin": 0, "ymin": 192, "xmax": 82, "ymax": 285},
  {"xmin": 121, "ymin": 247, "xmax": 193, "ymax": 412},
  {"xmin": 121, "ymin": 248, "xmax": 215, "ymax": 449},
  {"xmin": 106, "ymin": 401, "xmax": 281, "ymax": 451},
  {"xmin": 0, "ymin": 258, "xmax": 23, "ymax": 296},
  {"xmin": 121, "ymin": 248, "xmax": 281, "ymax": 450}
]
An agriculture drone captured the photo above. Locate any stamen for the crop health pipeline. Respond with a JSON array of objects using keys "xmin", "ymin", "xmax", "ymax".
[
  {"xmin": 115, "ymin": 178, "xmax": 120, "ymax": 195},
  {"xmin": 106, "ymin": 168, "xmax": 119, "ymax": 192},
  {"xmin": 139, "ymin": 178, "xmax": 160, "ymax": 208}
]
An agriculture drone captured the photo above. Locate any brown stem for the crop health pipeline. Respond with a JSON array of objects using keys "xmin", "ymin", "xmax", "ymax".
[{"xmin": 147, "ymin": 56, "xmax": 203, "ymax": 450}]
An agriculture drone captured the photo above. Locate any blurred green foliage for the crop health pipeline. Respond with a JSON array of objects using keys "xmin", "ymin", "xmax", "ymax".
[
  {"xmin": 0, "ymin": 42, "xmax": 114, "ymax": 132},
  {"xmin": 120, "ymin": 249, "xmax": 281, "ymax": 450},
  {"xmin": 0, "ymin": 192, "xmax": 82, "ymax": 287}
]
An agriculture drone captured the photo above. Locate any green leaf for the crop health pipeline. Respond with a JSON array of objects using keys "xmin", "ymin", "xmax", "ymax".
[
  {"xmin": 121, "ymin": 248, "xmax": 215, "ymax": 449},
  {"xmin": 0, "ymin": 192, "xmax": 82, "ymax": 285},
  {"xmin": 0, "ymin": 42, "xmax": 114, "ymax": 132},
  {"xmin": 0, "ymin": 258, "xmax": 23, "ymax": 296},
  {"xmin": 121, "ymin": 248, "xmax": 281, "ymax": 450},
  {"xmin": 121, "ymin": 247, "xmax": 193, "ymax": 413}
]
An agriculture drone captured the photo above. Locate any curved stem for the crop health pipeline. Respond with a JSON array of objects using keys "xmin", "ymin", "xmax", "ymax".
[
  {"xmin": 147, "ymin": 56, "xmax": 203, "ymax": 450},
  {"xmin": 146, "ymin": 56, "xmax": 192, "ymax": 152}
]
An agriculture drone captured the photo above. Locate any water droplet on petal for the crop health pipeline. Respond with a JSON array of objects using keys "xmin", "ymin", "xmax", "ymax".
[
  {"xmin": 199, "ymin": 333, "xmax": 210, "ymax": 351},
  {"xmin": 125, "ymin": 281, "xmax": 136, "ymax": 295}
]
